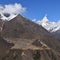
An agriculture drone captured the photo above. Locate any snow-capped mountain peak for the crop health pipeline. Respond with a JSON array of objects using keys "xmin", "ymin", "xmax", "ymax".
[
  {"xmin": 41, "ymin": 15, "xmax": 48, "ymax": 23},
  {"xmin": 38, "ymin": 15, "xmax": 49, "ymax": 26},
  {"xmin": 37, "ymin": 15, "xmax": 60, "ymax": 32}
]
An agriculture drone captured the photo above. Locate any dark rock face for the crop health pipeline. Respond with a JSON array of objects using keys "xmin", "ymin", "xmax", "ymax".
[
  {"xmin": 32, "ymin": 39, "xmax": 42, "ymax": 47},
  {"xmin": 52, "ymin": 30, "xmax": 60, "ymax": 39},
  {"xmin": 0, "ymin": 36, "xmax": 14, "ymax": 60}
]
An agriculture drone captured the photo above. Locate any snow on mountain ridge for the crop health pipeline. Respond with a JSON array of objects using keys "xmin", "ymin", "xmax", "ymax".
[
  {"xmin": 37, "ymin": 15, "xmax": 60, "ymax": 32},
  {"xmin": 37, "ymin": 15, "xmax": 50, "ymax": 26},
  {"xmin": 0, "ymin": 5, "xmax": 18, "ymax": 21},
  {"xmin": 0, "ymin": 12, "xmax": 17, "ymax": 21},
  {"xmin": 0, "ymin": 3, "xmax": 26, "ymax": 21}
]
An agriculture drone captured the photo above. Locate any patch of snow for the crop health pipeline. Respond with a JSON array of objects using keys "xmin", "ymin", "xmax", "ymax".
[{"xmin": 37, "ymin": 15, "xmax": 60, "ymax": 32}]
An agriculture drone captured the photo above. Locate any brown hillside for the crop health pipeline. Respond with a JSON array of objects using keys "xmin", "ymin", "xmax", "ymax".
[
  {"xmin": 0, "ymin": 15, "xmax": 60, "ymax": 60},
  {"xmin": 2, "ymin": 15, "xmax": 60, "ymax": 53}
]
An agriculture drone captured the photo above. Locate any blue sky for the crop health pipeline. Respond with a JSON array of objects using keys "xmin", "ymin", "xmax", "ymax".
[{"xmin": 0, "ymin": 0, "xmax": 60, "ymax": 22}]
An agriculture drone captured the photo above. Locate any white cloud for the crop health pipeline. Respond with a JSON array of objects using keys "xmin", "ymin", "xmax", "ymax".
[
  {"xmin": 0, "ymin": 3, "xmax": 26, "ymax": 20},
  {"xmin": 0, "ymin": 3, "xmax": 26, "ymax": 14}
]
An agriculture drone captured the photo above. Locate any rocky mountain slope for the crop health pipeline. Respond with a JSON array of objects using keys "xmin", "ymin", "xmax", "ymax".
[
  {"xmin": 0, "ymin": 35, "xmax": 14, "ymax": 60},
  {"xmin": 0, "ymin": 14, "xmax": 60, "ymax": 60}
]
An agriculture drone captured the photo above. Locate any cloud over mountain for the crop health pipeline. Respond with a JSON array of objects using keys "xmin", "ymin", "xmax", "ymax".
[
  {"xmin": 0, "ymin": 3, "xmax": 26, "ymax": 14},
  {"xmin": 0, "ymin": 3, "xmax": 26, "ymax": 20}
]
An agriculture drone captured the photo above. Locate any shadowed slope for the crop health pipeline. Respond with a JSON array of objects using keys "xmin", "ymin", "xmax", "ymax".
[{"xmin": 0, "ymin": 35, "xmax": 14, "ymax": 60}]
